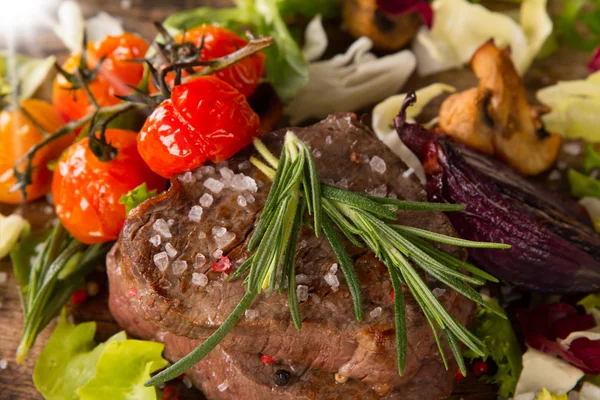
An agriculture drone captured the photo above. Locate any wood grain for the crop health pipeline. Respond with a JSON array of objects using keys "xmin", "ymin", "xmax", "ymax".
[{"xmin": 0, "ymin": 0, "xmax": 592, "ymax": 399}]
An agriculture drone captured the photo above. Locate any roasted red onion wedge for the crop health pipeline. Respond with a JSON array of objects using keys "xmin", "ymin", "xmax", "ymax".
[{"xmin": 394, "ymin": 93, "xmax": 600, "ymax": 293}]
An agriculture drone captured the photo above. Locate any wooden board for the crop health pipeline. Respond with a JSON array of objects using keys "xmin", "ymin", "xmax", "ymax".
[{"xmin": 0, "ymin": 1, "xmax": 593, "ymax": 399}]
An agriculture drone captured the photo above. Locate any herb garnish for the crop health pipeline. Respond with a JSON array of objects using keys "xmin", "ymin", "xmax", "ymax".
[{"xmin": 146, "ymin": 129, "xmax": 509, "ymax": 386}]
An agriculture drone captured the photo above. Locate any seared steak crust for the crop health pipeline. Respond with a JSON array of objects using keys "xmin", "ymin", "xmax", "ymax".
[{"xmin": 108, "ymin": 114, "xmax": 475, "ymax": 399}]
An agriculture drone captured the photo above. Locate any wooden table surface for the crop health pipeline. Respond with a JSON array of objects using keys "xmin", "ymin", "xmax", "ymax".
[{"xmin": 0, "ymin": 1, "xmax": 592, "ymax": 399}]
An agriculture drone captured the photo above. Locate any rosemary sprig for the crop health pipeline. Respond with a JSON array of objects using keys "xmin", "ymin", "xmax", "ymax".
[
  {"xmin": 11, "ymin": 223, "xmax": 110, "ymax": 362},
  {"xmin": 146, "ymin": 131, "xmax": 509, "ymax": 386}
]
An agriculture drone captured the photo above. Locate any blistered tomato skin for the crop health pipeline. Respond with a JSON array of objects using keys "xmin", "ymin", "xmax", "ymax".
[
  {"xmin": 139, "ymin": 76, "xmax": 260, "ymax": 178},
  {"xmin": 151, "ymin": 25, "xmax": 265, "ymax": 98},
  {"xmin": 53, "ymin": 33, "xmax": 149, "ymax": 122},
  {"xmin": 0, "ymin": 100, "xmax": 69, "ymax": 204},
  {"xmin": 52, "ymin": 129, "xmax": 166, "ymax": 244}
]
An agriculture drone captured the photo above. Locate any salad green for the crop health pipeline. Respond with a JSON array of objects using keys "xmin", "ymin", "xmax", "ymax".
[
  {"xmin": 464, "ymin": 297, "xmax": 523, "ymax": 398},
  {"xmin": 33, "ymin": 311, "xmax": 167, "ymax": 400},
  {"xmin": 118, "ymin": 182, "xmax": 158, "ymax": 215}
]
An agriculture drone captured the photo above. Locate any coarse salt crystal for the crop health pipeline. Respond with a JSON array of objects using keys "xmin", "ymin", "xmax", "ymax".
[
  {"xmin": 152, "ymin": 219, "xmax": 172, "ymax": 238},
  {"xmin": 245, "ymin": 309, "xmax": 259, "ymax": 320},
  {"xmin": 167, "ymin": 219, "xmax": 174, "ymax": 226},
  {"xmin": 212, "ymin": 226, "xmax": 227, "ymax": 237},
  {"xmin": 563, "ymin": 142, "xmax": 582, "ymax": 156},
  {"xmin": 148, "ymin": 235, "xmax": 161, "ymax": 247},
  {"xmin": 370, "ymin": 307, "xmax": 383, "ymax": 318},
  {"xmin": 370, "ymin": 156, "xmax": 386, "ymax": 174},
  {"xmin": 204, "ymin": 178, "xmax": 224, "ymax": 193},
  {"xmin": 188, "ymin": 205, "xmax": 203, "ymax": 222},
  {"xmin": 198, "ymin": 231, "xmax": 207, "ymax": 239},
  {"xmin": 192, "ymin": 272, "xmax": 209, "ymax": 286},
  {"xmin": 323, "ymin": 300, "xmax": 337, "ymax": 312},
  {"xmin": 296, "ymin": 274, "xmax": 309, "ymax": 284},
  {"xmin": 237, "ymin": 195, "xmax": 247, "ymax": 207},
  {"xmin": 0, "ymin": 272, "xmax": 7, "ymax": 284},
  {"xmin": 368, "ymin": 184, "xmax": 387, "ymax": 198},
  {"xmin": 324, "ymin": 273, "xmax": 339, "ymax": 288},
  {"xmin": 313, "ymin": 149, "xmax": 322, "ymax": 158},
  {"xmin": 298, "ymin": 240, "xmax": 307, "ymax": 250},
  {"xmin": 219, "ymin": 167, "xmax": 235, "ymax": 181},
  {"xmin": 433, "ymin": 288, "xmax": 446, "ymax": 297},
  {"xmin": 336, "ymin": 179, "xmax": 349, "ymax": 189},
  {"xmin": 329, "ymin": 263, "xmax": 338, "ymax": 275},
  {"xmin": 199, "ymin": 165, "xmax": 215, "ymax": 175},
  {"xmin": 297, "ymin": 285, "xmax": 309, "ymax": 302},
  {"xmin": 388, "ymin": 192, "xmax": 398, "ymax": 199},
  {"xmin": 245, "ymin": 193, "xmax": 255, "ymax": 203},
  {"xmin": 238, "ymin": 161, "xmax": 251, "ymax": 170},
  {"xmin": 194, "ymin": 253, "xmax": 207, "ymax": 268},
  {"xmin": 402, "ymin": 168, "xmax": 415, "ymax": 179},
  {"xmin": 217, "ymin": 381, "xmax": 229, "ymax": 392},
  {"xmin": 178, "ymin": 171, "xmax": 195, "ymax": 183},
  {"xmin": 172, "ymin": 260, "xmax": 188, "ymax": 275},
  {"xmin": 310, "ymin": 293, "xmax": 321, "ymax": 304},
  {"xmin": 213, "ymin": 249, "xmax": 223, "ymax": 259},
  {"xmin": 153, "ymin": 252, "xmax": 169, "ymax": 272},
  {"xmin": 0, "ymin": 359, "xmax": 7, "ymax": 369},
  {"xmin": 199, "ymin": 193, "xmax": 214, "ymax": 207},
  {"xmin": 215, "ymin": 231, "xmax": 236, "ymax": 249},
  {"xmin": 548, "ymin": 170, "xmax": 562, "ymax": 181},
  {"xmin": 243, "ymin": 176, "xmax": 258, "ymax": 193},
  {"xmin": 165, "ymin": 243, "xmax": 177, "ymax": 258},
  {"xmin": 325, "ymin": 135, "xmax": 332, "ymax": 145}
]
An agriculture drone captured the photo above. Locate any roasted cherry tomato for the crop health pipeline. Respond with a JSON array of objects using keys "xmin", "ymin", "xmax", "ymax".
[
  {"xmin": 0, "ymin": 99, "xmax": 69, "ymax": 204},
  {"xmin": 53, "ymin": 33, "xmax": 149, "ymax": 122},
  {"xmin": 151, "ymin": 25, "xmax": 265, "ymax": 98},
  {"xmin": 139, "ymin": 76, "xmax": 260, "ymax": 178},
  {"xmin": 52, "ymin": 129, "xmax": 166, "ymax": 244}
]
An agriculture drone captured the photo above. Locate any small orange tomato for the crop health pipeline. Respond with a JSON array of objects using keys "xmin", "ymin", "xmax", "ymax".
[
  {"xmin": 53, "ymin": 33, "xmax": 149, "ymax": 122},
  {"xmin": 52, "ymin": 129, "xmax": 166, "ymax": 244},
  {"xmin": 0, "ymin": 99, "xmax": 69, "ymax": 204},
  {"xmin": 150, "ymin": 25, "xmax": 265, "ymax": 98}
]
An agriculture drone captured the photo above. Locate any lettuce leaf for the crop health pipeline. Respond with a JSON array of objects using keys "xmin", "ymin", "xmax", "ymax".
[
  {"xmin": 0, "ymin": 213, "xmax": 28, "ymax": 260},
  {"xmin": 0, "ymin": 52, "xmax": 55, "ymax": 100},
  {"xmin": 584, "ymin": 145, "xmax": 600, "ymax": 173},
  {"xmin": 580, "ymin": 197, "xmax": 600, "ymax": 232},
  {"xmin": 34, "ymin": 311, "xmax": 168, "ymax": 400},
  {"xmin": 77, "ymin": 340, "xmax": 168, "ymax": 400},
  {"xmin": 555, "ymin": 0, "xmax": 600, "ymax": 52},
  {"xmin": 118, "ymin": 182, "xmax": 158, "ymax": 215},
  {"xmin": 163, "ymin": 0, "xmax": 308, "ymax": 103},
  {"xmin": 33, "ymin": 312, "xmax": 127, "ymax": 400},
  {"xmin": 568, "ymin": 169, "xmax": 600, "ymax": 199},
  {"xmin": 536, "ymin": 72, "xmax": 600, "ymax": 142},
  {"xmin": 464, "ymin": 297, "xmax": 523, "ymax": 398},
  {"xmin": 579, "ymin": 293, "xmax": 600, "ymax": 314},
  {"xmin": 412, "ymin": 0, "xmax": 552, "ymax": 76}
]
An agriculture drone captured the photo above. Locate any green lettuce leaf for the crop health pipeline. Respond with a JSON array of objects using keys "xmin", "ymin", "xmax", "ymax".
[
  {"xmin": 163, "ymin": 0, "xmax": 308, "ymax": 103},
  {"xmin": 464, "ymin": 297, "xmax": 523, "ymax": 398},
  {"xmin": 0, "ymin": 213, "xmax": 28, "ymax": 260},
  {"xmin": 536, "ymin": 72, "xmax": 600, "ymax": 142},
  {"xmin": 568, "ymin": 169, "xmax": 600, "ymax": 199},
  {"xmin": 584, "ymin": 145, "xmax": 600, "ymax": 173},
  {"xmin": 9, "ymin": 224, "xmax": 50, "ymax": 287},
  {"xmin": 33, "ymin": 311, "xmax": 127, "ymax": 400},
  {"xmin": 578, "ymin": 293, "xmax": 600, "ymax": 314},
  {"xmin": 276, "ymin": 0, "xmax": 339, "ymax": 18},
  {"xmin": 77, "ymin": 340, "xmax": 168, "ymax": 400},
  {"xmin": 555, "ymin": 0, "xmax": 600, "ymax": 52},
  {"xmin": 118, "ymin": 183, "xmax": 158, "ymax": 215},
  {"xmin": 0, "ymin": 52, "xmax": 55, "ymax": 100}
]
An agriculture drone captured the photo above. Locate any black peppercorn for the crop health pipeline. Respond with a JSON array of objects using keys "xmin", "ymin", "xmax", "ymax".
[{"xmin": 274, "ymin": 369, "xmax": 290, "ymax": 386}]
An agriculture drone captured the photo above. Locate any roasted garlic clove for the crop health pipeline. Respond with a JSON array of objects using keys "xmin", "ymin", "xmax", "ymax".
[{"xmin": 438, "ymin": 40, "xmax": 561, "ymax": 176}]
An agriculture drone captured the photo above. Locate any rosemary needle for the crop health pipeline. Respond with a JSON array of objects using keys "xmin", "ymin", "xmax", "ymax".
[{"xmin": 146, "ymin": 132, "xmax": 510, "ymax": 386}]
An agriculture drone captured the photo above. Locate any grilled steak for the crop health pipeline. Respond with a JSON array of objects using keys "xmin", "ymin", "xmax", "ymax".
[{"xmin": 107, "ymin": 113, "xmax": 475, "ymax": 399}]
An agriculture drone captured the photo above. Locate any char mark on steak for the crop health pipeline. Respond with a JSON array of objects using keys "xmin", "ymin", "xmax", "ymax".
[{"xmin": 108, "ymin": 113, "xmax": 475, "ymax": 399}]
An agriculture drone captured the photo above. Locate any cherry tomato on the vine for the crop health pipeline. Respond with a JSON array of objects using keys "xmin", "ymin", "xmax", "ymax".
[
  {"xmin": 151, "ymin": 25, "xmax": 265, "ymax": 98},
  {"xmin": 52, "ymin": 129, "xmax": 166, "ymax": 244},
  {"xmin": 138, "ymin": 76, "xmax": 260, "ymax": 178},
  {"xmin": 53, "ymin": 33, "xmax": 149, "ymax": 122},
  {"xmin": 0, "ymin": 99, "xmax": 69, "ymax": 204}
]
